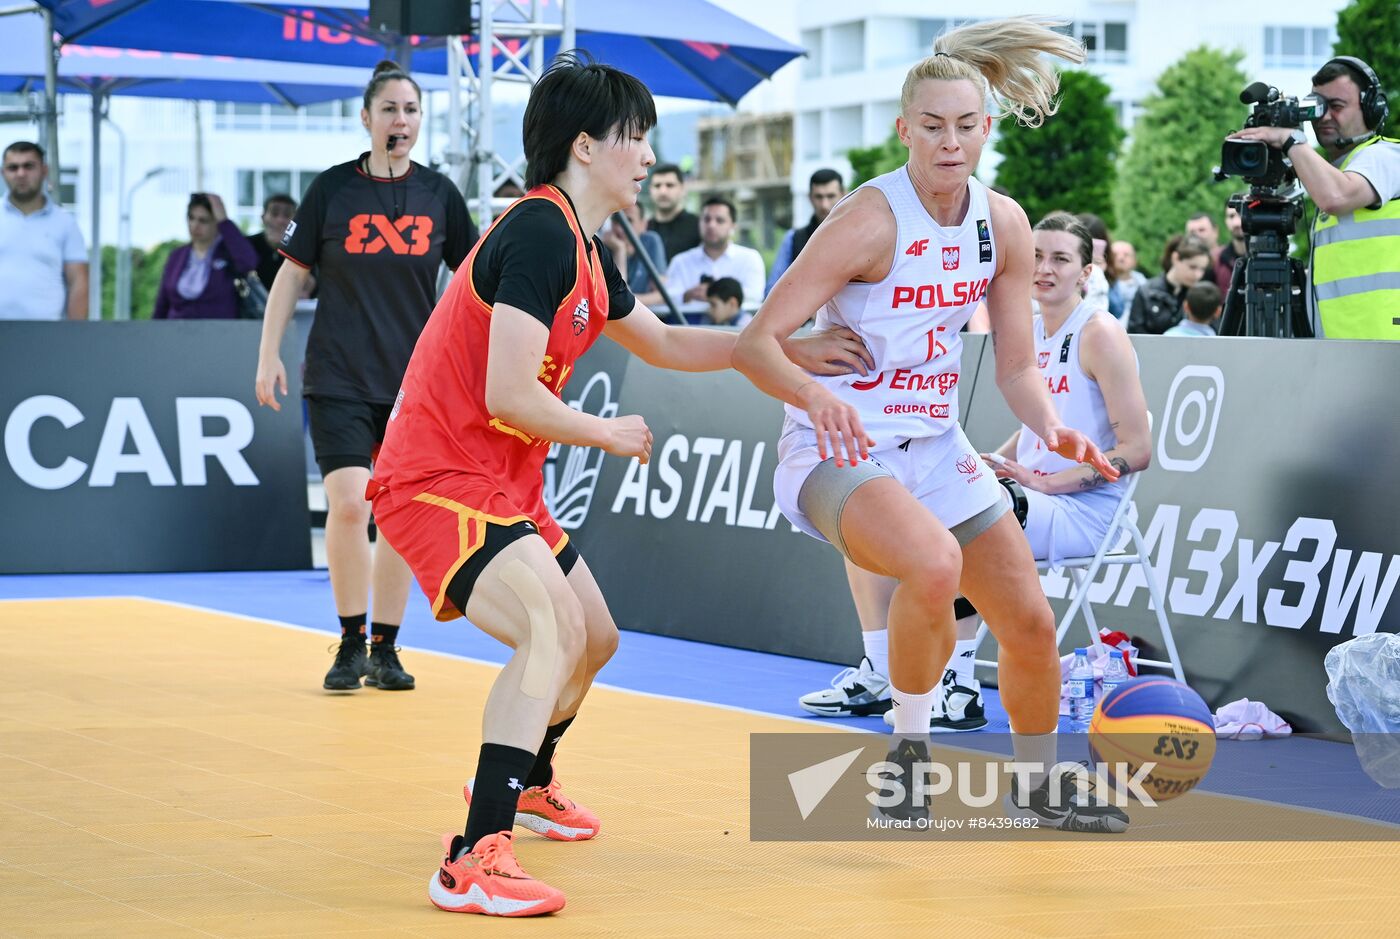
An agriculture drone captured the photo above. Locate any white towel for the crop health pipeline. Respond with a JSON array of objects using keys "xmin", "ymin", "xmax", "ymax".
[{"xmin": 1213, "ymin": 698, "xmax": 1291, "ymax": 739}]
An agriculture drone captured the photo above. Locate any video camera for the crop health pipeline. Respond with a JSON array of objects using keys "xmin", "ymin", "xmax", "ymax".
[
  {"xmin": 1214, "ymin": 81, "xmax": 1320, "ymax": 339},
  {"xmin": 1218, "ymin": 82, "xmax": 1325, "ymax": 188}
]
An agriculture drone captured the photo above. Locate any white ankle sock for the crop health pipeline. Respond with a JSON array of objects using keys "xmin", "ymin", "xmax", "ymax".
[
  {"xmin": 890, "ymin": 683, "xmax": 939, "ymax": 735},
  {"xmin": 950, "ymin": 635, "xmax": 978, "ymax": 687},
  {"xmin": 862, "ymin": 628, "xmax": 889, "ymax": 679}
]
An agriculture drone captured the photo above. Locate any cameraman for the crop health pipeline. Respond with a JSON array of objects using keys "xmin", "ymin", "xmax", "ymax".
[{"xmin": 1230, "ymin": 56, "xmax": 1398, "ymax": 340}]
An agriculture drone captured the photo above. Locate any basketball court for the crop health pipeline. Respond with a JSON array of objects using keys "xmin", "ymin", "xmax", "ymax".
[{"xmin": 3, "ymin": 573, "xmax": 1397, "ymax": 937}]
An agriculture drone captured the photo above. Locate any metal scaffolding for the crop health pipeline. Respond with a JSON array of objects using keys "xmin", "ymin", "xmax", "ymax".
[{"xmin": 445, "ymin": 0, "xmax": 575, "ymax": 227}]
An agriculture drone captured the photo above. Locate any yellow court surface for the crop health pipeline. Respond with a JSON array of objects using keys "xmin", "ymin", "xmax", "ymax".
[{"xmin": 2, "ymin": 597, "xmax": 1397, "ymax": 938}]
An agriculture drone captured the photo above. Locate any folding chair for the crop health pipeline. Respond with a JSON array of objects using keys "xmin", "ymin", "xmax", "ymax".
[{"xmin": 971, "ymin": 464, "xmax": 1186, "ymax": 682}]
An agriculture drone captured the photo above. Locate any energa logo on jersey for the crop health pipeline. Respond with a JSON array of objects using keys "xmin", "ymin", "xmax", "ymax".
[{"xmin": 542, "ymin": 371, "xmax": 618, "ymax": 529}]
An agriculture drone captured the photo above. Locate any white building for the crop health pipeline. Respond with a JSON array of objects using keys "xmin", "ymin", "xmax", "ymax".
[{"xmin": 789, "ymin": 0, "xmax": 1351, "ymax": 221}]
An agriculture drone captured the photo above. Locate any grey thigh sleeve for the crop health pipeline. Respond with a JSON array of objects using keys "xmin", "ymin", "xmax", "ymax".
[
  {"xmin": 796, "ymin": 457, "xmax": 893, "ymax": 559},
  {"xmin": 948, "ymin": 486, "xmax": 1011, "ymax": 546}
]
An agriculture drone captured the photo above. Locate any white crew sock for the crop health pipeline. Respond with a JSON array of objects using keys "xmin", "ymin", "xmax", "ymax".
[
  {"xmin": 890, "ymin": 683, "xmax": 939, "ymax": 736},
  {"xmin": 950, "ymin": 634, "xmax": 978, "ymax": 687},
  {"xmin": 1010, "ymin": 726, "xmax": 1058, "ymax": 789},
  {"xmin": 862, "ymin": 628, "xmax": 890, "ymax": 679}
]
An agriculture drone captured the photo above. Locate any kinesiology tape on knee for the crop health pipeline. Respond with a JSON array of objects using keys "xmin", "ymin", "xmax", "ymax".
[
  {"xmin": 499, "ymin": 559, "xmax": 560, "ymax": 700},
  {"xmin": 499, "ymin": 559, "xmax": 585, "ymax": 706}
]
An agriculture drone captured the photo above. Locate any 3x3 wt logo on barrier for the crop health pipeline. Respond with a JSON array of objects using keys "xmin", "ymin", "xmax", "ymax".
[{"xmin": 343, "ymin": 214, "xmax": 434, "ymax": 255}]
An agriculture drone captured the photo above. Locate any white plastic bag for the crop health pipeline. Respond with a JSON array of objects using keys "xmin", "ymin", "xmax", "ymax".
[{"xmin": 1325, "ymin": 633, "xmax": 1400, "ymax": 788}]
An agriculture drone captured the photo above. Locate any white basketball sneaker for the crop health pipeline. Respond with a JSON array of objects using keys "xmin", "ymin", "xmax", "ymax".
[
  {"xmin": 883, "ymin": 668, "xmax": 988, "ymax": 732},
  {"xmin": 798, "ymin": 657, "xmax": 892, "ymax": 717}
]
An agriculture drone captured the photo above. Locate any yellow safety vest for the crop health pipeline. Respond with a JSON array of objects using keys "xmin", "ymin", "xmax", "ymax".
[{"xmin": 1312, "ymin": 135, "xmax": 1400, "ymax": 340}]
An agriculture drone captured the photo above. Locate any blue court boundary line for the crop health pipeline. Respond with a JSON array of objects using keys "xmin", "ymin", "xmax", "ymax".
[{"xmin": 4, "ymin": 570, "xmax": 1397, "ymax": 831}]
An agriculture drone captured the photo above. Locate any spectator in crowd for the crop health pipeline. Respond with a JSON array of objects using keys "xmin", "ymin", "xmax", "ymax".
[
  {"xmin": 153, "ymin": 192, "xmax": 258, "ymax": 319},
  {"xmin": 647, "ymin": 163, "xmax": 700, "ymax": 261},
  {"xmin": 1107, "ymin": 239, "xmax": 1146, "ymax": 322},
  {"xmin": 704, "ymin": 276, "xmax": 749, "ymax": 327},
  {"xmin": 1075, "ymin": 212, "xmax": 1112, "ymax": 314},
  {"xmin": 1128, "ymin": 234, "xmax": 1211, "ymax": 334},
  {"xmin": 0, "ymin": 141, "xmax": 88, "ymax": 320},
  {"xmin": 766, "ymin": 168, "xmax": 845, "ymax": 293},
  {"xmin": 660, "ymin": 195, "xmax": 765, "ymax": 316},
  {"xmin": 1216, "ymin": 199, "xmax": 1245, "ymax": 292},
  {"xmin": 1181, "ymin": 211, "xmax": 1226, "ymax": 288},
  {"xmin": 251, "ymin": 193, "xmax": 314, "ymax": 298},
  {"xmin": 254, "ymin": 60, "xmax": 478, "ymax": 693},
  {"xmin": 601, "ymin": 199, "xmax": 666, "ymax": 295},
  {"xmin": 1164, "ymin": 281, "xmax": 1223, "ymax": 336}
]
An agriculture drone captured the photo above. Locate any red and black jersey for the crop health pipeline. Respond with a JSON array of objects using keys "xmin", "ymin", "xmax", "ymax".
[
  {"xmin": 372, "ymin": 185, "xmax": 632, "ymax": 507},
  {"xmin": 368, "ymin": 186, "xmax": 634, "ymax": 619},
  {"xmin": 281, "ymin": 154, "xmax": 476, "ymax": 403}
]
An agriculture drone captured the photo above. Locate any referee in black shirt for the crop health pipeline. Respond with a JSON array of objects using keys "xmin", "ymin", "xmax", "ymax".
[{"xmin": 255, "ymin": 60, "xmax": 478, "ymax": 693}]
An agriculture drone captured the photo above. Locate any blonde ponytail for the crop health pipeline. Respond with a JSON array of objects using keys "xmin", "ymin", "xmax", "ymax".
[{"xmin": 901, "ymin": 16, "xmax": 1086, "ymax": 127}]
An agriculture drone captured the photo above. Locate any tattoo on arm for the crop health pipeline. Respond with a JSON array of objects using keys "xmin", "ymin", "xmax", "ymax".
[{"xmin": 1079, "ymin": 456, "xmax": 1131, "ymax": 491}]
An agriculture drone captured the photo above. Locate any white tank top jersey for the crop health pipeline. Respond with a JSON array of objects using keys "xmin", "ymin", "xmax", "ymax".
[
  {"xmin": 783, "ymin": 165, "xmax": 997, "ymax": 448},
  {"xmin": 1015, "ymin": 299, "xmax": 1126, "ymax": 490}
]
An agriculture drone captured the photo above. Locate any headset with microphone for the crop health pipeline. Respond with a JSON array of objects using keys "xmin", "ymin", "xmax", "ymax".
[{"xmin": 1320, "ymin": 55, "xmax": 1390, "ymax": 149}]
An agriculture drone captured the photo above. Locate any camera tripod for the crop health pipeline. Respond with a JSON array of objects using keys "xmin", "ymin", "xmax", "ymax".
[{"xmin": 1218, "ymin": 192, "xmax": 1314, "ymax": 338}]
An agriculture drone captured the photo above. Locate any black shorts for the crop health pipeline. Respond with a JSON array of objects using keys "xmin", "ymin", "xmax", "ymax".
[
  {"xmin": 444, "ymin": 520, "xmax": 580, "ymax": 614},
  {"xmin": 306, "ymin": 395, "xmax": 393, "ymax": 477}
]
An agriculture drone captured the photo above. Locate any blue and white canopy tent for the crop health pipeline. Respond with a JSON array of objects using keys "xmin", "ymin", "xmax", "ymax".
[
  {"xmin": 1, "ymin": 8, "xmax": 453, "ymax": 317},
  {"xmin": 30, "ymin": 0, "xmax": 804, "ymax": 221}
]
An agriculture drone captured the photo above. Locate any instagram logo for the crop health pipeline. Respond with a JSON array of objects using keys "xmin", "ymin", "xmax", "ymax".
[{"xmin": 1157, "ymin": 365, "xmax": 1225, "ymax": 472}]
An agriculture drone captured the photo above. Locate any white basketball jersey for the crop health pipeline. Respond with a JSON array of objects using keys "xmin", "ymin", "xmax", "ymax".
[
  {"xmin": 783, "ymin": 166, "xmax": 996, "ymax": 447},
  {"xmin": 1015, "ymin": 299, "xmax": 1126, "ymax": 489}
]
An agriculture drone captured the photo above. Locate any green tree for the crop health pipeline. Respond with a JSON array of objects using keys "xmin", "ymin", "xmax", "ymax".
[
  {"xmin": 1113, "ymin": 46, "xmax": 1249, "ymax": 274},
  {"xmin": 994, "ymin": 69, "xmax": 1124, "ymax": 228},
  {"xmin": 128, "ymin": 240, "xmax": 181, "ymax": 320},
  {"xmin": 846, "ymin": 128, "xmax": 906, "ymax": 188},
  {"xmin": 1334, "ymin": 0, "xmax": 1400, "ymax": 96}
]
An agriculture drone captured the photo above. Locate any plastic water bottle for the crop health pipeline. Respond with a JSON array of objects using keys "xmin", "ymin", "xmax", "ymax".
[
  {"xmin": 1102, "ymin": 649, "xmax": 1129, "ymax": 702},
  {"xmin": 1067, "ymin": 648, "xmax": 1095, "ymax": 732}
]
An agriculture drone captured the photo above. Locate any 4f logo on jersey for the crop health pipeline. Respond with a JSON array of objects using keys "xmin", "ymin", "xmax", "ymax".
[
  {"xmin": 344, "ymin": 214, "xmax": 434, "ymax": 255},
  {"xmin": 571, "ymin": 298, "xmax": 590, "ymax": 336},
  {"xmin": 905, "ymin": 239, "xmax": 929, "ymax": 257},
  {"xmin": 941, "ymin": 246, "xmax": 960, "ymax": 271}
]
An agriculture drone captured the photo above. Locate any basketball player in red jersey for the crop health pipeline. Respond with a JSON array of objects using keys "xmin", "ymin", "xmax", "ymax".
[{"xmin": 369, "ymin": 53, "xmax": 871, "ymax": 917}]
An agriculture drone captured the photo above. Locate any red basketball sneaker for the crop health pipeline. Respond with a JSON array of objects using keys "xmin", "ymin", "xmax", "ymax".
[
  {"xmin": 428, "ymin": 832, "xmax": 566, "ymax": 917},
  {"xmin": 464, "ymin": 774, "xmax": 600, "ymax": 841}
]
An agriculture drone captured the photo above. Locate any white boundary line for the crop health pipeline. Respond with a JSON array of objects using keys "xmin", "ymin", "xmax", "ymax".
[{"xmin": 6, "ymin": 594, "xmax": 1400, "ymax": 833}]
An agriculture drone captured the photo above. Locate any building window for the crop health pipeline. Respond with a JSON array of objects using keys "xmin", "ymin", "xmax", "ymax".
[
  {"xmin": 799, "ymin": 110, "xmax": 823, "ymax": 160},
  {"xmin": 828, "ymin": 105, "xmax": 862, "ymax": 157},
  {"xmin": 828, "ymin": 21, "xmax": 865, "ymax": 76},
  {"xmin": 213, "ymin": 98, "xmax": 359, "ymax": 132},
  {"xmin": 801, "ymin": 28, "xmax": 822, "ymax": 78},
  {"xmin": 1263, "ymin": 25, "xmax": 1334, "ymax": 69},
  {"xmin": 235, "ymin": 168, "xmax": 320, "ymax": 228},
  {"xmin": 1074, "ymin": 20, "xmax": 1128, "ymax": 64}
]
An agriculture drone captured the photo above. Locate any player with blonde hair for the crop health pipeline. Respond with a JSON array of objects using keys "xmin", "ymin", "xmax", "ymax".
[{"xmin": 736, "ymin": 16, "xmax": 1129, "ymax": 831}]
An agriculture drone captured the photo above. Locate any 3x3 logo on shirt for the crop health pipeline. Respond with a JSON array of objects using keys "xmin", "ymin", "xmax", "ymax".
[{"xmin": 343, "ymin": 213, "xmax": 435, "ymax": 255}]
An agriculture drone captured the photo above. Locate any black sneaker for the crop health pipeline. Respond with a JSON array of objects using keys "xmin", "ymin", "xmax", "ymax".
[
  {"xmin": 869, "ymin": 736, "xmax": 931, "ymax": 824},
  {"xmin": 323, "ymin": 637, "xmax": 367, "ymax": 691},
  {"xmin": 1005, "ymin": 761, "xmax": 1130, "ymax": 833},
  {"xmin": 365, "ymin": 643, "xmax": 415, "ymax": 691}
]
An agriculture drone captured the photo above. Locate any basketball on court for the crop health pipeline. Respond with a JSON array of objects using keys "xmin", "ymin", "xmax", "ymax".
[{"xmin": 1089, "ymin": 677, "xmax": 1217, "ymax": 802}]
